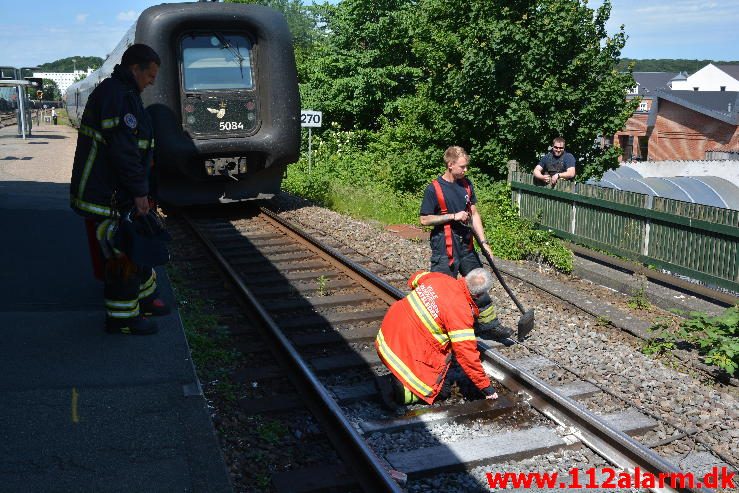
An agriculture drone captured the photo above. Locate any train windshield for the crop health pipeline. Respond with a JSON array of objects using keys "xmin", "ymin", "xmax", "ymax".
[{"xmin": 182, "ymin": 34, "xmax": 254, "ymax": 91}]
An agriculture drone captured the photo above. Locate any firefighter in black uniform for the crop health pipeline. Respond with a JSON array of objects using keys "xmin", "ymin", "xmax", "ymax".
[
  {"xmin": 419, "ymin": 146, "xmax": 512, "ymax": 340},
  {"xmin": 70, "ymin": 44, "xmax": 169, "ymax": 335}
]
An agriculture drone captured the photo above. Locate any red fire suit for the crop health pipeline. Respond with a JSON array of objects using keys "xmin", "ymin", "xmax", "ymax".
[{"xmin": 375, "ymin": 271, "xmax": 494, "ymax": 404}]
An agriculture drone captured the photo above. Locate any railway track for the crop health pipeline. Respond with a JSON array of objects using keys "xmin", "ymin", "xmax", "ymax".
[{"xmin": 170, "ymin": 206, "xmax": 733, "ymax": 492}]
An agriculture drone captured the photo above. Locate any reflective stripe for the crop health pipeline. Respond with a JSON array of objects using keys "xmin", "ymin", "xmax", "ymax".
[
  {"xmin": 71, "ymin": 197, "xmax": 112, "ymax": 217},
  {"xmin": 403, "ymin": 386, "xmax": 421, "ymax": 405},
  {"xmin": 448, "ymin": 328, "xmax": 477, "ymax": 343},
  {"xmin": 410, "ymin": 271, "xmax": 430, "ymax": 289},
  {"xmin": 407, "ymin": 291, "xmax": 449, "ymax": 345},
  {"xmin": 150, "ymin": 138, "xmax": 155, "ymax": 149},
  {"xmin": 96, "ymin": 219, "xmax": 116, "ymax": 258},
  {"xmin": 106, "ymin": 305, "xmax": 140, "ymax": 318},
  {"xmin": 105, "ymin": 299, "xmax": 138, "ymax": 310},
  {"xmin": 79, "ymin": 124, "xmax": 106, "ymax": 143},
  {"xmin": 137, "ymin": 139, "xmax": 151, "ymax": 150},
  {"xmin": 376, "ymin": 329, "xmax": 433, "ymax": 398},
  {"xmin": 101, "ymin": 117, "xmax": 120, "ymax": 129},
  {"xmin": 478, "ymin": 305, "xmax": 497, "ymax": 323},
  {"xmin": 138, "ymin": 271, "xmax": 157, "ymax": 299},
  {"xmin": 77, "ymin": 139, "xmax": 98, "ymax": 200}
]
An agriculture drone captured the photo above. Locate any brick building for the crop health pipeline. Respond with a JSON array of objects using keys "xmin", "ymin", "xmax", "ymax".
[
  {"xmin": 645, "ymin": 90, "xmax": 739, "ymax": 161},
  {"xmin": 612, "ymin": 72, "xmax": 679, "ymax": 160}
]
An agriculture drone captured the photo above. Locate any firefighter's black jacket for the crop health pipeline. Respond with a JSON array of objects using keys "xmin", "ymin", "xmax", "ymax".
[{"xmin": 70, "ymin": 64, "xmax": 154, "ymax": 218}]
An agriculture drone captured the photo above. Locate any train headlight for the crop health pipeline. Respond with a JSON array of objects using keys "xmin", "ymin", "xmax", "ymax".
[{"xmin": 186, "ymin": 115, "xmax": 195, "ymax": 124}]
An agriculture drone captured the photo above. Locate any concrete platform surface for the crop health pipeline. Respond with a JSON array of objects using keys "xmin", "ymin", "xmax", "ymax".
[{"xmin": 0, "ymin": 124, "xmax": 232, "ymax": 492}]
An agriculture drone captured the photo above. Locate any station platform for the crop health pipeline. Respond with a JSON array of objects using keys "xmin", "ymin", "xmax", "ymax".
[{"xmin": 0, "ymin": 124, "xmax": 232, "ymax": 492}]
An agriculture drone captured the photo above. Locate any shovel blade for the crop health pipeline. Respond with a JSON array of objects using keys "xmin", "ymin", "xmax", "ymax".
[{"xmin": 517, "ymin": 309, "xmax": 535, "ymax": 342}]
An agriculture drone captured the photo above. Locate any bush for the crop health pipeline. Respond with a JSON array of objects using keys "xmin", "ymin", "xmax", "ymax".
[
  {"xmin": 644, "ymin": 306, "xmax": 739, "ymax": 376},
  {"xmin": 283, "ymin": 142, "xmax": 573, "ymax": 273},
  {"xmin": 475, "ymin": 179, "xmax": 573, "ymax": 273}
]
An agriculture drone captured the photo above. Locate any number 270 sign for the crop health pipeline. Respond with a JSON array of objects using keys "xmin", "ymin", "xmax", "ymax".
[{"xmin": 301, "ymin": 110, "xmax": 322, "ymax": 128}]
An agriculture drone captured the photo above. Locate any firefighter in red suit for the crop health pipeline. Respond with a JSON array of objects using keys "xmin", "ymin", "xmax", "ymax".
[{"xmin": 374, "ymin": 268, "xmax": 498, "ymax": 407}]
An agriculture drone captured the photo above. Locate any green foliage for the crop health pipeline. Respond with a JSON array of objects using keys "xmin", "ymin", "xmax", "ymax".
[
  {"xmin": 316, "ymin": 275, "xmax": 329, "ymax": 296},
  {"xmin": 644, "ymin": 307, "xmax": 739, "ymax": 376},
  {"xmin": 168, "ymin": 268, "xmax": 242, "ymax": 380},
  {"xmin": 225, "ymin": 0, "xmax": 319, "ymax": 82},
  {"xmin": 38, "ymin": 56, "xmax": 102, "ymax": 73},
  {"xmin": 284, "ymin": 154, "xmax": 573, "ymax": 272},
  {"xmin": 41, "ymin": 79, "xmax": 60, "ymax": 101},
  {"xmin": 616, "ymin": 58, "xmax": 739, "ymax": 73},
  {"xmin": 302, "ymin": 0, "xmax": 636, "ymax": 182},
  {"xmin": 627, "ymin": 282, "xmax": 651, "ymax": 310},
  {"xmin": 256, "ymin": 418, "xmax": 287, "ymax": 445},
  {"xmin": 475, "ymin": 180, "xmax": 573, "ymax": 272}
]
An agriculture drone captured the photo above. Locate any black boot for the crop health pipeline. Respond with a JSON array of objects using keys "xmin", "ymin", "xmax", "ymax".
[{"xmin": 105, "ymin": 316, "xmax": 158, "ymax": 335}]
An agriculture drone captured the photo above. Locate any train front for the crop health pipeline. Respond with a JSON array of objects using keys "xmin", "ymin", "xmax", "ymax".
[{"xmin": 137, "ymin": 3, "xmax": 300, "ymax": 205}]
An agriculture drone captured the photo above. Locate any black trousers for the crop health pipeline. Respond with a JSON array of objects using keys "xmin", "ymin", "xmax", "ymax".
[{"xmin": 429, "ymin": 237, "xmax": 497, "ymax": 325}]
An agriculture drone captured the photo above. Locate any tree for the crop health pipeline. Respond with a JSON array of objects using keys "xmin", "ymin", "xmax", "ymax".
[
  {"xmin": 302, "ymin": 0, "xmax": 636, "ymax": 181},
  {"xmin": 402, "ymin": 0, "xmax": 635, "ymax": 179},
  {"xmin": 38, "ymin": 56, "xmax": 102, "ymax": 73},
  {"xmin": 41, "ymin": 79, "xmax": 60, "ymax": 100},
  {"xmin": 225, "ymin": 0, "xmax": 319, "ymax": 81},
  {"xmin": 300, "ymin": 0, "xmax": 421, "ymax": 129}
]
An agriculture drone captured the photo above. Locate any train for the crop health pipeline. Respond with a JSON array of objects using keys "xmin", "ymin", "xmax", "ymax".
[{"xmin": 65, "ymin": 2, "xmax": 301, "ymax": 205}]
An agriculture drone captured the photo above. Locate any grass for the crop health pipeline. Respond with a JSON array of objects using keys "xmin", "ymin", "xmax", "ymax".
[
  {"xmin": 167, "ymin": 264, "xmax": 242, "ymax": 382},
  {"xmin": 324, "ymin": 183, "xmax": 420, "ymax": 226}
]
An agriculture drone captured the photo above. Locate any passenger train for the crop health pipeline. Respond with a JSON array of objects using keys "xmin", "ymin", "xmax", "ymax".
[{"xmin": 65, "ymin": 2, "xmax": 300, "ymax": 205}]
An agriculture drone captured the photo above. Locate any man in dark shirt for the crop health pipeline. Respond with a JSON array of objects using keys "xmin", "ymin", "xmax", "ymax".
[
  {"xmin": 533, "ymin": 137, "xmax": 576, "ymax": 186},
  {"xmin": 419, "ymin": 146, "xmax": 511, "ymax": 340}
]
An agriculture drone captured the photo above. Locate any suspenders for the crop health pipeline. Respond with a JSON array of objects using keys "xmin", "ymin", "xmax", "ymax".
[{"xmin": 431, "ymin": 178, "xmax": 473, "ymax": 267}]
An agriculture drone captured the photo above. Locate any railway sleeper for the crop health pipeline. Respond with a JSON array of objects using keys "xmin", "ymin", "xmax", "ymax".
[{"xmin": 385, "ymin": 408, "xmax": 657, "ymax": 478}]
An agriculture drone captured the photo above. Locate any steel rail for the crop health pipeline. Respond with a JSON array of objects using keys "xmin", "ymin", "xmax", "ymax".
[
  {"xmin": 209, "ymin": 208, "xmax": 704, "ymax": 493},
  {"xmin": 261, "ymin": 207, "xmax": 404, "ymax": 301},
  {"xmin": 479, "ymin": 342, "xmax": 703, "ymax": 493},
  {"xmin": 181, "ymin": 212, "xmax": 403, "ymax": 493},
  {"xmin": 263, "ymin": 208, "xmax": 706, "ymax": 493}
]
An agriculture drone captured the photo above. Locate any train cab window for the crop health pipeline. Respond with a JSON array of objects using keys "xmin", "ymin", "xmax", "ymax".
[{"xmin": 182, "ymin": 34, "xmax": 254, "ymax": 91}]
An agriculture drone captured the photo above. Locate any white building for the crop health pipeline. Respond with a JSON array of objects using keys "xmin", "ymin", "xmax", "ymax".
[
  {"xmin": 32, "ymin": 68, "xmax": 94, "ymax": 97},
  {"xmin": 670, "ymin": 63, "xmax": 739, "ymax": 92}
]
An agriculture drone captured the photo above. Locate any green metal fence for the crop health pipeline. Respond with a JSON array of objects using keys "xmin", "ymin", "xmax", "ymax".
[{"xmin": 509, "ymin": 171, "xmax": 739, "ymax": 292}]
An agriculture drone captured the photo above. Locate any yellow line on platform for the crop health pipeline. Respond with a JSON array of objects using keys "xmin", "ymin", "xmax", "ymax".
[{"xmin": 71, "ymin": 388, "xmax": 79, "ymax": 423}]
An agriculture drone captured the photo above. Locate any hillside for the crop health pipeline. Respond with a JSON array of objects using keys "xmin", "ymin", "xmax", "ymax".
[
  {"xmin": 38, "ymin": 56, "xmax": 103, "ymax": 73},
  {"xmin": 617, "ymin": 58, "xmax": 739, "ymax": 73}
]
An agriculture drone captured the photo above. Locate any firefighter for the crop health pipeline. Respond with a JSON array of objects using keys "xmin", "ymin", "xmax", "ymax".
[
  {"xmin": 419, "ymin": 146, "xmax": 512, "ymax": 340},
  {"xmin": 374, "ymin": 268, "xmax": 499, "ymax": 408},
  {"xmin": 70, "ymin": 44, "xmax": 169, "ymax": 335}
]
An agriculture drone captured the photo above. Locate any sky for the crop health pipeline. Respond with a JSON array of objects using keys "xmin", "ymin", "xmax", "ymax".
[{"xmin": 0, "ymin": 0, "xmax": 737, "ymax": 69}]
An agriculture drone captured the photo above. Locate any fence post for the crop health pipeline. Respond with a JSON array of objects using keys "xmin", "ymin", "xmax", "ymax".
[
  {"xmin": 507, "ymin": 160, "xmax": 521, "ymax": 215},
  {"xmin": 570, "ymin": 182, "xmax": 578, "ymax": 235},
  {"xmin": 507, "ymin": 159, "xmax": 517, "ymax": 184},
  {"xmin": 642, "ymin": 194, "xmax": 653, "ymax": 256}
]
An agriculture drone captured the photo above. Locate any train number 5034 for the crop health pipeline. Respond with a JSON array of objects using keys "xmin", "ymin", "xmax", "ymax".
[{"xmin": 219, "ymin": 121, "xmax": 245, "ymax": 131}]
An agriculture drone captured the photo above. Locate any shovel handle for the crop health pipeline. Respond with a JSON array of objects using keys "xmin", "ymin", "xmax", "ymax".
[{"xmin": 469, "ymin": 228, "xmax": 527, "ymax": 315}]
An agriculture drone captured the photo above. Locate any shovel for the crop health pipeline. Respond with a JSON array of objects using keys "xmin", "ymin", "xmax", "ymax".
[{"xmin": 468, "ymin": 227, "xmax": 535, "ymax": 341}]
